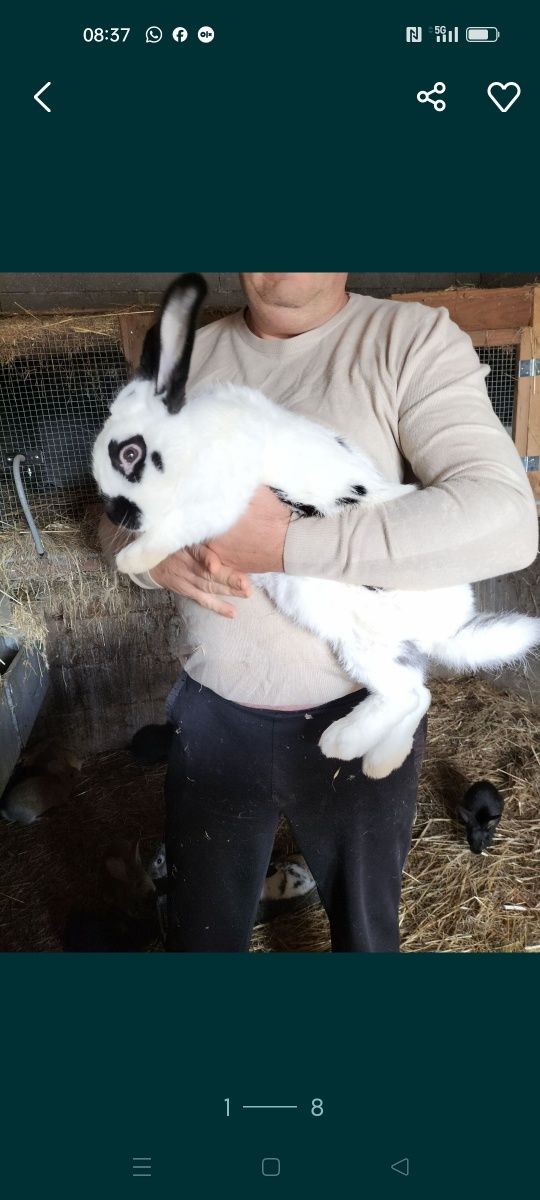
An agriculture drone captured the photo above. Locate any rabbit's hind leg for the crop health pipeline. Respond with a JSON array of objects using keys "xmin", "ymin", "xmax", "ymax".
[
  {"xmin": 361, "ymin": 685, "xmax": 431, "ymax": 779},
  {"xmin": 319, "ymin": 689, "xmax": 421, "ymax": 763},
  {"xmin": 319, "ymin": 643, "xmax": 428, "ymax": 770}
]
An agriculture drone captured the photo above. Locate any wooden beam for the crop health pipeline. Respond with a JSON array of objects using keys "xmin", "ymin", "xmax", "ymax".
[
  {"xmin": 118, "ymin": 311, "xmax": 156, "ymax": 372},
  {"xmin": 468, "ymin": 328, "xmax": 523, "ymax": 346},
  {"xmin": 390, "ymin": 286, "xmax": 534, "ymax": 331},
  {"xmin": 513, "ymin": 328, "xmax": 532, "ymax": 455},
  {"xmin": 527, "ymin": 288, "xmax": 540, "ymax": 467}
]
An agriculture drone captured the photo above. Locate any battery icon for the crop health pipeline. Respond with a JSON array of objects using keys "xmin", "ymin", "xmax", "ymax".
[{"xmin": 466, "ymin": 26, "xmax": 500, "ymax": 42}]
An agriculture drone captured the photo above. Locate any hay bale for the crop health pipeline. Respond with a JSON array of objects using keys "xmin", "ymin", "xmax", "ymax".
[
  {"xmin": 0, "ymin": 524, "xmax": 180, "ymax": 756},
  {"xmin": 0, "ymin": 310, "xmax": 134, "ymax": 362},
  {"xmin": 0, "ymin": 518, "xmax": 137, "ymax": 658}
]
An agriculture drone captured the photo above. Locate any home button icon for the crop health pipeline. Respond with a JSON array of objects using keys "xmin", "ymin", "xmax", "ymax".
[{"xmin": 262, "ymin": 1157, "xmax": 281, "ymax": 1176}]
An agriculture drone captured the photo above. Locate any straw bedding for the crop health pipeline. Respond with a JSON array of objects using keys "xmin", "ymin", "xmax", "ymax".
[
  {"xmin": 0, "ymin": 519, "xmax": 140, "ymax": 658},
  {"xmin": 0, "ymin": 676, "xmax": 538, "ymax": 953}
]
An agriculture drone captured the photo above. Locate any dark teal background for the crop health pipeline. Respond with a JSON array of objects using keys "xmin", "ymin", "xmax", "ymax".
[
  {"xmin": 1, "ymin": 3, "xmax": 539, "ymax": 1196},
  {"xmin": 1, "ymin": 955, "xmax": 537, "ymax": 1197},
  {"xmin": 1, "ymin": 1, "xmax": 538, "ymax": 265}
]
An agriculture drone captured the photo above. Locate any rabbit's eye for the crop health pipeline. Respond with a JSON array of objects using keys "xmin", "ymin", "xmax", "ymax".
[
  {"xmin": 120, "ymin": 444, "xmax": 142, "ymax": 466},
  {"xmin": 108, "ymin": 434, "xmax": 147, "ymax": 480}
]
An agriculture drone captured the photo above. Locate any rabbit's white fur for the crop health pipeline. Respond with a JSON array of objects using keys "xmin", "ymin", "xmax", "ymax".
[{"xmin": 92, "ymin": 276, "xmax": 540, "ymax": 779}]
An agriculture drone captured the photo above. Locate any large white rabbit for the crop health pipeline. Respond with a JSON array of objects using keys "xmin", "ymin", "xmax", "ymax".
[{"xmin": 92, "ymin": 275, "xmax": 540, "ymax": 779}]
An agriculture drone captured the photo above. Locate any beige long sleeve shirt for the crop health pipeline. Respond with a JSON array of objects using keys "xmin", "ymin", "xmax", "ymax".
[{"xmin": 131, "ymin": 293, "xmax": 538, "ymax": 706}]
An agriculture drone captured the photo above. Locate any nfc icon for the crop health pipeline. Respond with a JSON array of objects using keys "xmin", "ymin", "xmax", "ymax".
[
  {"xmin": 406, "ymin": 26, "xmax": 422, "ymax": 42},
  {"xmin": 198, "ymin": 25, "xmax": 215, "ymax": 42}
]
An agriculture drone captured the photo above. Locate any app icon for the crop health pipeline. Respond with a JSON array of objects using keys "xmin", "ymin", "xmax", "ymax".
[
  {"xmin": 145, "ymin": 26, "xmax": 163, "ymax": 43},
  {"xmin": 198, "ymin": 26, "xmax": 215, "ymax": 42},
  {"xmin": 416, "ymin": 81, "xmax": 446, "ymax": 112},
  {"xmin": 172, "ymin": 26, "xmax": 188, "ymax": 42}
]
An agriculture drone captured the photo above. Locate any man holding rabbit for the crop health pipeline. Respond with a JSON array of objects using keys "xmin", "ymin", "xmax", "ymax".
[{"xmin": 100, "ymin": 272, "xmax": 538, "ymax": 952}]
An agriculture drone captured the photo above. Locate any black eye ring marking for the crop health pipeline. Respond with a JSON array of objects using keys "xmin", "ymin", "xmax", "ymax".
[{"xmin": 108, "ymin": 435, "xmax": 147, "ymax": 482}]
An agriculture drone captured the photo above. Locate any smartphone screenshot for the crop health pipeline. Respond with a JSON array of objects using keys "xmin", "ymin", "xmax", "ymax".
[{"xmin": 0, "ymin": 3, "xmax": 538, "ymax": 1196}]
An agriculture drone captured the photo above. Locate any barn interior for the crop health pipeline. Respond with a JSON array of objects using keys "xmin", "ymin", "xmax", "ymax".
[{"xmin": 1, "ymin": 272, "xmax": 539, "ymax": 953}]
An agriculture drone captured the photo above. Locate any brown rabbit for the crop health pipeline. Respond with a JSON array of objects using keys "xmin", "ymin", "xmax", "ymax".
[
  {"xmin": 1, "ymin": 739, "xmax": 82, "ymax": 825},
  {"xmin": 101, "ymin": 838, "xmax": 157, "ymax": 919}
]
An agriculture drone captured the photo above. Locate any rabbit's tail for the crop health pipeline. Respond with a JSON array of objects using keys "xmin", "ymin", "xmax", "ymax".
[{"xmin": 431, "ymin": 612, "xmax": 540, "ymax": 672}]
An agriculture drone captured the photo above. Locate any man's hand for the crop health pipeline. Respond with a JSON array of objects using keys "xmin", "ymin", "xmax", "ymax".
[
  {"xmin": 207, "ymin": 485, "xmax": 291, "ymax": 574},
  {"xmin": 150, "ymin": 488, "xmax": 290, "ymax": 617},
  {"xmin": 149, "ymin": 544, "xmax": 252, "ymax": 619}
]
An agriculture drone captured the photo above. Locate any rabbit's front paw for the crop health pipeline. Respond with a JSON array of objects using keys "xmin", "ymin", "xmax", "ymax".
[{"xmin": 116, "ymin": 541, "xmax": 159, "ymax": 575}]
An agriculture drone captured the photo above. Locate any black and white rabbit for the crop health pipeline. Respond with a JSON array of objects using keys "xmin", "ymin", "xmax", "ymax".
[{"xmin": 92, "ymin": 274, "xmax": 540, "ymax": 779}]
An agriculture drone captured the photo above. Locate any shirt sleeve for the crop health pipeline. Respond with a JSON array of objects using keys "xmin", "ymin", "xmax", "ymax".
[
  {"xmin": 283, "ymin": 305, "xmax": 539, "ymax": 589},
  {"xmin": 127, "ymin": 570, "xmax": 163, "ymax": 590}
]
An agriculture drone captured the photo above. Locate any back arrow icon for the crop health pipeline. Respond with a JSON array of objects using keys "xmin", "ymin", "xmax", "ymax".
[
  {"xmin": 34, "ymin": 82, "xmax": 52, "ymax": 112},
  {"xmin": 391, "ymin": 1158, "xmax": 410, "ymax": 1177}
]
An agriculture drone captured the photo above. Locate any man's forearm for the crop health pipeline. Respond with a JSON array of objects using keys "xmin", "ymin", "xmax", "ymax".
[
  {"xmin": 285, "ymin": 306, "xmax": 539, "ymax": 590},
  {"xmin": 284, "ymin": 472, "xmax": 539, "ymax": 590}
]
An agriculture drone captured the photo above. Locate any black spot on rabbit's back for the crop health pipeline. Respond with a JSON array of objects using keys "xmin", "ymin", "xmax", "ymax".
[
  {"xmin": 337, "ymin": 484, "xmax": 367, "ymax": 505},
  {"xmin": 270, "ymin": 488, "xmax": 324, "ymax": 518}
]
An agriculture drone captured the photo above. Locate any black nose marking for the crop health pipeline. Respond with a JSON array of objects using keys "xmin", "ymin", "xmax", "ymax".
[{"xmin": 104, "ymin": 496, "xmax": 142, "ymax": 529}]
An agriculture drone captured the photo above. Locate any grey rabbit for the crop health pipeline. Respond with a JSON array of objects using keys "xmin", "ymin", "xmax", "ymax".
[{"xmin": 457, "ymin": 780, "xmax": 504, "ymax": 854}]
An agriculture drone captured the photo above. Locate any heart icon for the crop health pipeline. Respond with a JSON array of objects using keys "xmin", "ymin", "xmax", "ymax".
[{"xmin": 487, "ymin": 81, "xmax": 521, "ymax": 112}]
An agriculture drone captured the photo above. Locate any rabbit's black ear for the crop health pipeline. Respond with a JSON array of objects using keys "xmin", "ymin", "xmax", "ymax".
[
  {"xmin": 154, "ymin": 273, "xmax": 207, "ymax": 413},
  {"xmin": 457, "ymin": 805, "xmax": 473, "ymax": 826},
  {"xmin": 138, "ymin": 320, "xmax": 161, "ymax": 381}
]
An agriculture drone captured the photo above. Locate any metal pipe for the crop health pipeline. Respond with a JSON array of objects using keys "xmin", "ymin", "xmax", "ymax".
[{"xmin": 12, "ymin": 454, "xmax": 46, "ymax": 557}]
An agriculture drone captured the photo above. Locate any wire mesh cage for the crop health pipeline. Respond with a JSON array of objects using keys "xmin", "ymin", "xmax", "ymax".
[
  {"xmin": 476, "ymin": 343, "xmax": 518, "ymax": 434},
  {"xmin": 0, "ymin": 315, "xmax": 523, "ymax": 533},
  {"xmin": 0, "ymin": 320, "xmax": 128, "ymax": 529}
]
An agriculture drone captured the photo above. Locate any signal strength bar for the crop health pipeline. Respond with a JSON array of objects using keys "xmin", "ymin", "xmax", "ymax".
[{"xmin": 432, "ymin": 25, "xmax": 459, "ymax": 43}]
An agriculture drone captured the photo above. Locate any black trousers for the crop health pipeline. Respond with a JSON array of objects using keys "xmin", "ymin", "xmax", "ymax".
[{"xmin": 165, "ymin": 672, "xmax": 426, "ymax": 953}]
